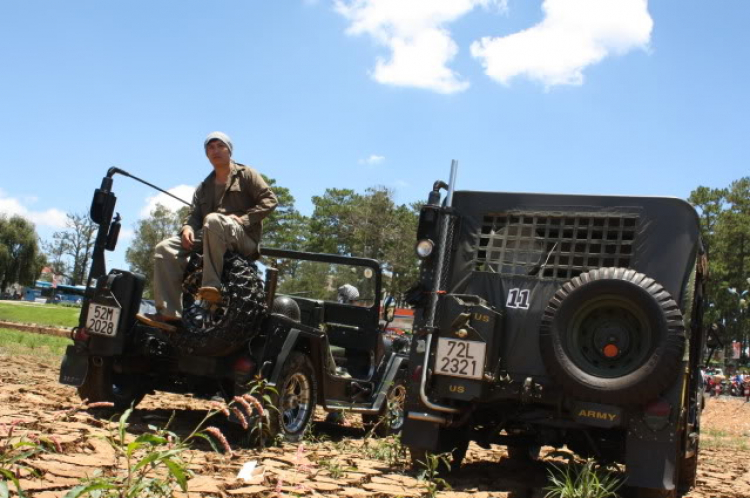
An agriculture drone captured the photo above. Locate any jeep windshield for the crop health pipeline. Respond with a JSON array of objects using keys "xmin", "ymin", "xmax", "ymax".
[{"xmin": 260, "ymin": 248, "xmax": 381, "ymax": 309}]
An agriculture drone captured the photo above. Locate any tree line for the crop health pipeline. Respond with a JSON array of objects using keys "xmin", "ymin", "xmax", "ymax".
[
  {"xmin": 0, "ymin": 212, "xmax": 97, "ymax": 291},
  {"xmin": 689, "ymin": 177, "xmax": 750, "ymax": 358},
  {"xmin": 124, "ymin": 176, "xmax": 421, "ymax": 303}
]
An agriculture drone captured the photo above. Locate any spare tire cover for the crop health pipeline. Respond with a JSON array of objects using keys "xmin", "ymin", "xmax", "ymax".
[
  {"xmin": 540, "ymin": 267, "xmax": 685, "ymax": 404},
  {"xmin": 176, "ymin": 252, "xmax": 266, "ymax": 357}
]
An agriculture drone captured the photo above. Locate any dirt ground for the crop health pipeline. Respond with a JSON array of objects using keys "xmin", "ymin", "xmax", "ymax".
[{"xmin": 2, "ymin": 353, "xmax": 750, "ymax": 498}]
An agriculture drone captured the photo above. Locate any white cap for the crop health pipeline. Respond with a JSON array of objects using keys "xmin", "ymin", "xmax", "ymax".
[{"xmin": 204, "ymin": 131, "xmax": 233, "ymax": 156}]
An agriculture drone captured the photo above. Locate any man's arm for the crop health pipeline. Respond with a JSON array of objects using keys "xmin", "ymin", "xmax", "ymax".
[
  {"xmin": 182, "ymin": 186, "xmax": 204, "ymax": 235},
  {"xmin": 237, "ymin": 168, "xmax": 278, "ymax": 226}
]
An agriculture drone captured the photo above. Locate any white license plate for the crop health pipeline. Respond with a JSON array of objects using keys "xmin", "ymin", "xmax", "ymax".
[
  {"xmin": 86, "ymin": 303, "xmax": 121, "ymax": 337},
  {"xmin": 435, "ymin": 338, "xmax": 486, "ymax": 380}
]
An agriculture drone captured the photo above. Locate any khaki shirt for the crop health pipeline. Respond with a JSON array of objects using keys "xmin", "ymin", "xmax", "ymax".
[{"xmin": 182, "ymin": 162, "xmax": 278, "ymax": 246}]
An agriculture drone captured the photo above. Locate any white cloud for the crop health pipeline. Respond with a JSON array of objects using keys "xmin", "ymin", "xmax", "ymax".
[
  {"xmin": 0, "ymin": 189, "xmax": 68, "ymax": 229},
  {"xmin": 359, "ymin": 154, "xmax": 386, "ymax": 165},
  {"xmin": 335, "ymin": 0, "xmax": 507, "ymax": 94},
  {"xmin": 470, "ymin": 0, "xmax": 653, "ymax": 87},
  {"xmin": 119, "ymin": 228, "xmax": 135, "ymax": 241},
  {"xmin": 140, "ymin": 185, "xmax": 195, "ymax": 218}
]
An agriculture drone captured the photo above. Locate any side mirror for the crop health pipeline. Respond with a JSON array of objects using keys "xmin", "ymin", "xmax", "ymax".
[
  {"xmin": 383, "ymin": 296, "xmax": 396, "ymax": 324},
  {"xmin": 105, "ymin": 214, "xmax": 121, "ymax": 251},
  {"xmin": 90, "ymin": 188, "xmax": 117, "ymax": 225}
]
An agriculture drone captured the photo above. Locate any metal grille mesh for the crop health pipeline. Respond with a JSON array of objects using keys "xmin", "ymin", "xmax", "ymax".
[{"xmin": 473, "ymin": 212, "xmax": 638, "ymax": 279}]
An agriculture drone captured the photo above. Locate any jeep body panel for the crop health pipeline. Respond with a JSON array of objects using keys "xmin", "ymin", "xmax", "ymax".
[{"xmin": 404, "ymin": 185, "xmax": 706, "ymax": 494}]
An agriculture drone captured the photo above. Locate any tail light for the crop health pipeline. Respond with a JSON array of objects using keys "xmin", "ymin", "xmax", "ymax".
[
  {"xmin": 233, "ymin": 356, "xmax": 256, "ymax": 375},
  {"xmin": 73, "ymin": 327, "xmax": 90, "ymax": 342},
  {"xmin": 643, "ymin": 398, "xmax": 671, "ymax": 431}
]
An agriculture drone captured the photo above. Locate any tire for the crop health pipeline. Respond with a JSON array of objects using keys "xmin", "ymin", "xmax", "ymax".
[
  {"xmin": 540, "ymin": 268, "xmax": 686, "ymax": 405},
  {"xmin": 268, "ymin": 352, "xmax": 317, "ymax": 443},
  {"xmin": 77, "ymin": 357, "xmax": 146, "ymax": 411},
  {"xmin": 678, "ymin": 421, "xmax": 699, "ymax": 493},
  {"xmin": 678, "ymin": 453, "xmax": 698, "ymax": 493},
  {"xmin": 362, "ymin": 376, "xmax": 407, "ymax": 437},
  {"xmin": 175, "ymin": 252, "xmax": 266, "ymax": 356}
]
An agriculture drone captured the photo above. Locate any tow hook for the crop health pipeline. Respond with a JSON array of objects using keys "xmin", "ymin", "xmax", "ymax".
[{"xmin": 521, "ymin": 377, "xmax": 543, "ymax": 404}]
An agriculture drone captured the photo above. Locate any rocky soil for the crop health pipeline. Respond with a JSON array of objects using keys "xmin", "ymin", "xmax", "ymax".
[{"xmin": 1, "ymin": 352, "xmax": 749, "ymax": 497}]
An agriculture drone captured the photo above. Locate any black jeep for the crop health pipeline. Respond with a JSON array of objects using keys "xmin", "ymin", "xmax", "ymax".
[
  {"xmin": 59, "ymin": 168, "xmax": 410, "ymax": 442},
  {"xmin": 402, "ymin": 165, "xmax": 706, "ymax": 497}
]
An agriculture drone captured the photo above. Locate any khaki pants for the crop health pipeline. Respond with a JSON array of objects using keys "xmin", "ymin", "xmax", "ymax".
[{"xmin": 153, "ymin": 213, "xmax": 257, "ymax": 318}]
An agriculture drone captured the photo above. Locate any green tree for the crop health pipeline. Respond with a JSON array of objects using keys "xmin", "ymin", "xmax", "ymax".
[
  {"xmin": 690, "ymin": 178, "xmax": 750, "ymax": 360},
  {"xmin": 261, "ymin": 175, "xmax": 308, "ymax": 251},
  {"xmin": 46, "ymin": 212, "xmax": 97, "ymax": 285},
  {"xmin": 0, "ymin": 214, "xmax": 43, "ymax": 291},
  {"xmin": 383, "ymin": 203, "xmax": 420, "ymax": 304},
  {"xmin": 304, "ymin": 186, "xmax": 420, "ymax": 303},
  {"xmin": 688, "ymin": 186, "xmax": 727, "ymax": 258},
  {"xmin": 42, "ymin": 235, "xmax": 71, "ymax": 281},
  {"xmin": 306, "ymin": 188, "xmax": 358, "ymax": 254},
  {"xmin": 125, "ymin": 204, "xmax": 189, "ymax": 298}
]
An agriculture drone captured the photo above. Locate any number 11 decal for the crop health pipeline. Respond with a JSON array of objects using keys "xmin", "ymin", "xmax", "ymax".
[{"xmin": 506, "ymin": 288, "xmax": 531, "ymax": 310}]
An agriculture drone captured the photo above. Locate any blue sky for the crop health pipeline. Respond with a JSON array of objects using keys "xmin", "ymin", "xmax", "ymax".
[{"xmin": 1, "ymin": 1, "xmax": 748, "ymax": 270}]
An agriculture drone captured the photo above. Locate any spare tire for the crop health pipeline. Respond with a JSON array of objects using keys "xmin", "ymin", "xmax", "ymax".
[
  {"xmin": 174, "ymin": 252, "xmax": 266, "ymax": 356},
  {"xmin": 540, "ymin": 267, "xmax": 685, "ymax": 405}
]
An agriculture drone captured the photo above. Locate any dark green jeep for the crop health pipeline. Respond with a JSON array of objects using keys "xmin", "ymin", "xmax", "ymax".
[{"xmin": 402, "ymin": 164, "xmax": 706, "ymax": 497}]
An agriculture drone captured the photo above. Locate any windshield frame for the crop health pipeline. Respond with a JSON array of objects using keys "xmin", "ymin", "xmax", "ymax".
[{"xmin": 261, "ymin": 248, "xmax": 383, "ymax": 314}]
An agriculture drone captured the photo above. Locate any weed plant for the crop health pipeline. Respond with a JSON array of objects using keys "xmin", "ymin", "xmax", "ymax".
[
  {"xmin": 65, "ymin": 393, "xmax": 266, "ymax": 498},
  {"xmin": 544, "ymin": 459, "xmax": 622, "ymax": 498},
  {"xmin": 0, "ymin": 419, "xmax": 59, "ymax": 498},
  {"xmin": 243, "ymin": 375, "xmax": 278, "ymax": 448},
  {"xmin": 415, "ymin": 451, "xmax": 452, "ymax": 498}
]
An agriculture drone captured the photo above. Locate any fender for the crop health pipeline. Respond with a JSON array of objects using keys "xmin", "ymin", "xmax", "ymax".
[{"xmin": 264, "ymin": 317, "xmax": 326, "ymax": 388}]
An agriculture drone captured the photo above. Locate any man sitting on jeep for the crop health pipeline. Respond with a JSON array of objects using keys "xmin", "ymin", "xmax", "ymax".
[{"xmin": 138, "ymin": 131, "xmax": 277, "ymax": 330}]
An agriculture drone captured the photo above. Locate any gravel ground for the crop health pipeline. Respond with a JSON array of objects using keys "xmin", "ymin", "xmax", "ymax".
[{"xmin": 1, "ymin": 352, "xmax": 749, "ymax": 497}]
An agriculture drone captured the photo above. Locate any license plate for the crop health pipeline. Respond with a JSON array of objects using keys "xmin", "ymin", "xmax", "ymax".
[
  {"xmin": 86, "ymin": 303, "xmax": 120, "ymax": 337},
  {"xmin": 435, "ymin": 338, "xmax": 486, "ymax": 380}
]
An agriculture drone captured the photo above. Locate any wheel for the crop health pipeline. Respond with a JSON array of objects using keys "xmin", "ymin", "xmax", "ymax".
[
  {"xmin": 362, "ymin": 376, "xmax": 407, "ymax": 437},
  {"xmin": 678, "ymin": 453, "xmax": 698, "ymax": 493},
  {"xmin": 268, "ymin": 352, "xmax": 317, "ymax": 443},
  {"xmin": 176, "ymin": 252, "xmax": 267, "ymax": 356},
  {"xmin": 77, "ymin": 357, "xmax": 146, "ymax": 411},
  {"xmin": 540, "ymin": 268, "xmax": 686, "ymax": 404},
  {"xmin": 408, "ymin": 438, "xmax": 469, "ymax": 474},
  {"xmin": 506, "ymin": 444, "xmax": 541, "ymax": 462},
  {"xmin": 678, "ymin": 431, "xmax": 699, "ymax": 493}
]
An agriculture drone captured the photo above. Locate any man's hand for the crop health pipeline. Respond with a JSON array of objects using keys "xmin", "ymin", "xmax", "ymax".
[{"xmin": 181, "ymin": 228, "xmax": 195, "ymax": 250}]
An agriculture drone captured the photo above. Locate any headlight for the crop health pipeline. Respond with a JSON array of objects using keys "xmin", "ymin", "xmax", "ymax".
[{"xmin": 415, "ymin": 239, "xmax": 434, "ymax": 258}]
